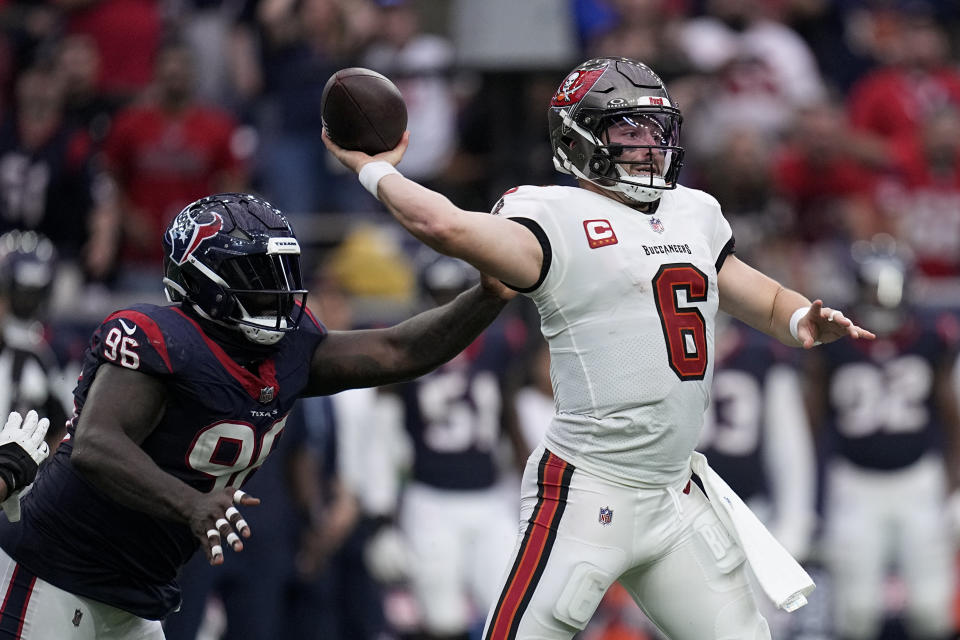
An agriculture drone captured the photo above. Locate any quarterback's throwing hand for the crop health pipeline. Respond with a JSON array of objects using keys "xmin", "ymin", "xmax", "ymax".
[
  {"xmin": 796, "ymin": 300, "xmax": 876, "ymax": 349},
  {"xmin": 191, "ymin": 486, "xmax": 261, "ymax": 566},
  {"xmin": 0, "ymin": 410, "xmax": 51, "ymax": 522},
  {"xmin": 321, "ymin": 129, "xmax": 409, "ymax": 174}
]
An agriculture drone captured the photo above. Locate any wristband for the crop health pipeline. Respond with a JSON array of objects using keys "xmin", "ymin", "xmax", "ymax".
[
  {"xmin": 0, "ymin": 442, "xmax": 38, "ymax": 492},
  {"xmin": 789, "ymin": 306, "xmax": 810, "ymax": 343},
  {"xmin": 358, "ymin": 161, "xmax": 400, "ymax": 199}
]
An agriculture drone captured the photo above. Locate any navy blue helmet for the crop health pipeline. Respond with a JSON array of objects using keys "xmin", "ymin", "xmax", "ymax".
[
  {"xmin": 416, "ymin": 251, "xmax": 478, "ymax": 306},
  {"xmin": 162, "ymin": 193, "xmax": 308, "ymax": 345},
  {"xmin": 0, "ymin": 230, "xmax": 57, "ymax": 320},
  {"xmin": 850, "ymin": 233, "xmax": 912, "ymax": 336}
]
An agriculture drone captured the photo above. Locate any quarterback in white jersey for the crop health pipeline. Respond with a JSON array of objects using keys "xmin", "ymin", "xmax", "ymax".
[
  {"xmin": 497, "ymin": 183, "xmax": 731, "ymax": 488},
  {"xmin": 324, "ymin": 57, "xmax": 874, "ymax": 640}
]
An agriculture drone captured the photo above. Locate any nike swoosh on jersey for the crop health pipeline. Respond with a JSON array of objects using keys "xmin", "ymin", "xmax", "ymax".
[{"xmin": 118, "ymin": 319, "xmax": 137, "ymax": 335}]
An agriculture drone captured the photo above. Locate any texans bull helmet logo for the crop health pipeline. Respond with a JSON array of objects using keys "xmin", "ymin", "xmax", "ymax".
[{"xmin": 165, "ymin": 210, "xmax": 224, "ymax": 265}]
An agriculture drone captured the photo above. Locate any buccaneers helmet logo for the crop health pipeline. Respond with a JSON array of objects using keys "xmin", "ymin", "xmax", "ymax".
[
  {"xmin": 166, "ymin": 211, "xmax": 224, "ymax": 265},
  {"xmin": 551, "ymin": 68, "xmax": 605, "ymax": 107}
]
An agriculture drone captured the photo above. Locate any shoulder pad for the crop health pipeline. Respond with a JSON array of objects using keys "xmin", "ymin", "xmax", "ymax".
[{"xmin": 94, "ymin": 306, "xmax": 178, "ymax": 374}]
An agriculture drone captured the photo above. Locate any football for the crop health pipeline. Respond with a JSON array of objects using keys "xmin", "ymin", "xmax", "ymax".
[{"xmin": 321, "ymin": 68, "xmax": 408, "ymax": 155}]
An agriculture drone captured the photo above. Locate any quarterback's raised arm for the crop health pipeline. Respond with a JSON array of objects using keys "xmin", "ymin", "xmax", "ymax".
[
  {"xmin": 718, "ymin": 255, "xmax": 875, "ymax": 348},
  {"xmin": 322, "ymin": 131, "xmax": 542, "ymax": 289},
  {"xmin": 303, "ymin": 276, "xmax": 514, "ymax": 396}
]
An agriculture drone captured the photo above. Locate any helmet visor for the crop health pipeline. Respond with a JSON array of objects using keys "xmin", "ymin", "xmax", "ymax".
[{"xmin": 219, "ymin": 254, "xmax": 307, "ymax": 330}]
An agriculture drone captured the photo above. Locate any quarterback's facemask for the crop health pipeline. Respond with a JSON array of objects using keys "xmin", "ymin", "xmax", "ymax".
[
  {"xmin": 162, "ymin": 193, "xmax": 308, "ymax": 345},
  {"xmin": 549, "ymin": 57, "xmax": 684, "ymax": 204}
]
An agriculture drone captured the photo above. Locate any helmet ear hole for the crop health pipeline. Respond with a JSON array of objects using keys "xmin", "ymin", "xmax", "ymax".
[{"xmin": 590, "ymin": 157, "xmax": 610, "ymax": 174}]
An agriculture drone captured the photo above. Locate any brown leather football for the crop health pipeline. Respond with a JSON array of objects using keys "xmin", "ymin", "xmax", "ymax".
[{"xmin": 321, "ymin": 68, "xmax": 408, "ymax": 155}]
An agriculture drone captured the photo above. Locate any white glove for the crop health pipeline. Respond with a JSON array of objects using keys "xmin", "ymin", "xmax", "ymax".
[
  {"xmin": 364, "ymin": 526, "xmax": 411, "ymax": 583},
  {"xmin": 0, "ymin": 411, "xmax": 50, "ymax": 522}
]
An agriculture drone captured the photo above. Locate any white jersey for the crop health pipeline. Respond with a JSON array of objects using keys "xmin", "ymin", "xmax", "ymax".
[{"xmin": 494, "ymin": 184, "xmax": 734, "ymax": 487}]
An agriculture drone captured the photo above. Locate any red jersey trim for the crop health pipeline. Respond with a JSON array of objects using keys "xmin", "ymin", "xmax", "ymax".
[{"xmin": 172, "ymin": 308, "xmax": 280, "ymax": 401}]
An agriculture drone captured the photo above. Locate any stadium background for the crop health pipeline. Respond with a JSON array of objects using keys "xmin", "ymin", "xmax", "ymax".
[{"xmin": 1, "ymin": 0, "xmax": 960, "ymax": 638}]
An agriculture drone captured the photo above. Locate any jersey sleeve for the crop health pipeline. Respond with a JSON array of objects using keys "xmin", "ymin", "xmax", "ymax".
[
  {"xmin": 91, "ymin": 308, "xmax": 178, "ymax": 376},
  {"xmin": 294, "ymin": 300, "xmax": 328, "ymax": 351},
  {"xmin": 688, "ymin": 188, "xmax": 735, "ymax": 271},
  {"xmin": 490, "ymin": 186, "xmax": 557, "ymax": 295}
]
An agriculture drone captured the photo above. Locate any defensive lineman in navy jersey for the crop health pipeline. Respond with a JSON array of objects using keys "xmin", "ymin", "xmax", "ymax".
[
  {"xmin": 0, "ymin": 193, "xmax": 514, "ymax": 639},
  {"xmin": 325, "ymin": 57, "xmax": 875, "ymax": 640}
]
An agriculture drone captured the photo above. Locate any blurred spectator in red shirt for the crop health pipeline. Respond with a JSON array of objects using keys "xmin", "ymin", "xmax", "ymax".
[
  {"xmin": 773, "ymin": 102, "xmax": 880, "ymax": 246},
  {"xmin": 102, "ymin": 38, "xmax": 249, "ymax": 284},
  {"xmin": 846, "ymin": 7, "xmax": 960, "ymax": 166},
  {"xmin": 0, "ymin": 64, "xmax": 118, "ymax": 282},
  {"xmin": 55, "ymin": 0, "xmax": 162, "ymax": 104},
  {"xmin": 875, "ymin": 107, "xmax": 960, "ymax": 278}
]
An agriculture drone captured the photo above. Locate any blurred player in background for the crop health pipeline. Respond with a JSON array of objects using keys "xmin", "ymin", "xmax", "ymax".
[
  {"xmin": 699, "ymin": 315, "xmax": 817, "ymax": 638},
  {"xmin": 805, "ymin": 234, "xmax": 959, "ymax": 640},
  {"xmin": 371, "ymin": 252, "xmax": 525, "ymax": 640},
  {"xmin": 700, "ymin": 316, "xmax": 816, "ymax": 563},
  {"xmin": 0, "ymin": 230, "xmax": 69, "ymax": 440},
  {"xmin": 325, "ymin": 56, "xmax": 874, "ymax": 640},
  {"xmin": 0, "ymin": 193, "xmax": 514, "ymax": 639}
]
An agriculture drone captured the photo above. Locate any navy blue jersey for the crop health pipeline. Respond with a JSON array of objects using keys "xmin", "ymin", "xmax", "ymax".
[
  {"xmin": 698, "ymin": 322, "xmax": 798, "ymax": 502},
  {"xmin": 819, "ymin": 310, "xmax": 958, "ymax": 470},
  {"xmin": 396, "ymin": 317, "xmax": 522, "ymax": 490},
  {"xmin": 0, "ymin": 303, "xmax": 326, "ymax": 619}
]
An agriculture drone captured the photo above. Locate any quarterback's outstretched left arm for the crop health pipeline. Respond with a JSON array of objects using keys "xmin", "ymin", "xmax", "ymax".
[{"xmin": 718, "ymin": 255, "xmax": 875, "ymax": 347}]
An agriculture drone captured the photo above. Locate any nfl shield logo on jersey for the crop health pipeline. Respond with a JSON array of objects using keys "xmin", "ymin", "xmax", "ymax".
[
  {"xmin": 259, "ymin": 386, "xmax": 275, "ymax": 403},
  {"xmin": 598, "ymin": 506, "xmax": 613, "ymax": 525},
  {"xmin": 649, "ymin": 217, "xmax": 665, "ymax": 234}
]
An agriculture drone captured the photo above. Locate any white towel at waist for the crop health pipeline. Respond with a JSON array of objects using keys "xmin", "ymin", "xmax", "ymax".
[{"xmin": 690, "ymin": 451, "xmax": 815, "ymax": 612}]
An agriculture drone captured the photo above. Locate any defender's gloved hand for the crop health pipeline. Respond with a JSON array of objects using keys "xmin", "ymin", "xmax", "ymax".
[{"xmin": 0, "ymin": 411, "xmax": 50, "ymax": 522}]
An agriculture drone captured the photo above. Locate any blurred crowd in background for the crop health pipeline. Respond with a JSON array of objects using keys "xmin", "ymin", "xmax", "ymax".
[{"xmin": 1, "ymin": 0, "xmax": 960, "ymax": 638}]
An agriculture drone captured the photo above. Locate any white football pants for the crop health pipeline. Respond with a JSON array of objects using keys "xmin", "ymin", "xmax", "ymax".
[{"xmin": 481, "ymin": 446, "xmax": 770, "ymax": 640}]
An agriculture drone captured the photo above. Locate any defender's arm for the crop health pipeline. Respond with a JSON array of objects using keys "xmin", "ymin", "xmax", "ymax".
[{"xmin": 303, "ymin": 279, "xmax": 512, "ymax": 396}]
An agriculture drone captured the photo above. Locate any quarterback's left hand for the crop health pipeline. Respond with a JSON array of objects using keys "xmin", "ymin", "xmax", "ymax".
[
  {"xmin": 796, "ymin": 300, "xmax": 876, "ymax": 349},
  {"xmin": 0, "ymin": 410, "xmax": 51, "ymax": 522}
]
